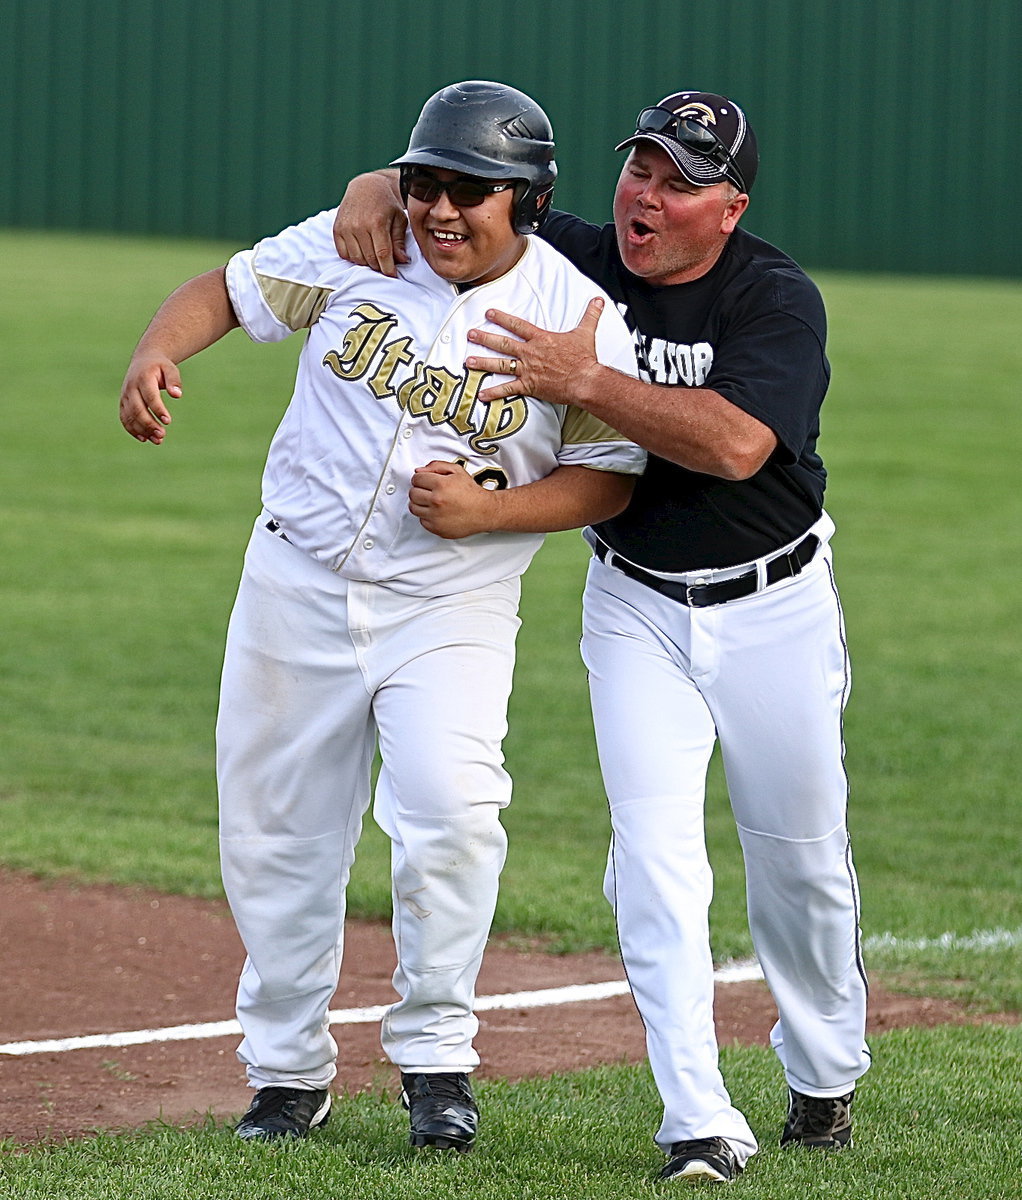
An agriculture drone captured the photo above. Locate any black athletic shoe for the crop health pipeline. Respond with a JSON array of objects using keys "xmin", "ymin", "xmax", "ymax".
[
  {"xmin": 400, "ymin": 1071, "xmax": 478, "ymax": 1152},
  {"xmin": 660, "ymin": 1137, "xmax": 741, "ymax": 1184},
  {"xmin": 235, "ymin": 1086, "xmax": 331, "ymax": 1142},
  {"xmin": 780, "ymin": 1088, "xmax": 854, "ymax": 1149}
]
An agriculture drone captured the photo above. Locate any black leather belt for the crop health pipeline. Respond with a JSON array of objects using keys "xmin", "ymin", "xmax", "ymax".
[{"xmin": 593, "ymin": 533, "xmax": 820, "ymax": 608}]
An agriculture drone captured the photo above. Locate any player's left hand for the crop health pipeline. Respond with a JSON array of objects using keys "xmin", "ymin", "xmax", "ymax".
[
  {"xmin": 466, "ymin": 296, "xmax": 605, "ymax": 406},
  {"xmin": 409, "ymin": 461, "xmax": 497, "ymax": 539}
]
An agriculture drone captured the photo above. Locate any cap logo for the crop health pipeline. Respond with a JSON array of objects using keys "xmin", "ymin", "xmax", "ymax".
[{"xmin": 672, "ymin": 101, "xmax": 717, "ymax": 127}]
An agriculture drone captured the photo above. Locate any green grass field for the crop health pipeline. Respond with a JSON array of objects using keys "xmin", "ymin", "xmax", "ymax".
[
  {"xmin": 3, "ymin": 1030, "xmax": 1021, "ymax": 1199},
  {"xmin": 1, "ymin": 229, "xmax": 1020, "ymax": 1195}
]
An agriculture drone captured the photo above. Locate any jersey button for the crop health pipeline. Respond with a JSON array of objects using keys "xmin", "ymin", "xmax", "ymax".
[
  {"xmin": 363, "ymin": 539, "xmax": 374, "ymax": 550},
  {"xmin": 385, "ymin": 484, "xmax": 396, "ymax": 495}
]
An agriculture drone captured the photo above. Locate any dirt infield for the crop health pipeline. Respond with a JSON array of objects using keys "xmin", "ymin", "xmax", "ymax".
[{"xmin": 0, "ymin": 869, "xmax": 1004, "ymax": 1144}]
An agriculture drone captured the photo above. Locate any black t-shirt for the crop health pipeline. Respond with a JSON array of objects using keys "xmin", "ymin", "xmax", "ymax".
[{"xmin": 542, "ymin": 211, "xmax": 830, "ymax": 571}]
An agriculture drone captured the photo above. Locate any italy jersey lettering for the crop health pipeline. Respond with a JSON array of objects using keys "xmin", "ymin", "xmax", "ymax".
[{"xmin": 323, "ymin": 303, "xmax": 528, "ymax": 455}]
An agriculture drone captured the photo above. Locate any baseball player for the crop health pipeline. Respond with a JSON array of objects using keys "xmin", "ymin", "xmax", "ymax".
[
  {"xmin": 333, "ymin": 90, "xmax": 870, "ymax": 1183},
  {"xmin": 118, "ymin": 81, "xmax": 645, "ymax": 1151}
]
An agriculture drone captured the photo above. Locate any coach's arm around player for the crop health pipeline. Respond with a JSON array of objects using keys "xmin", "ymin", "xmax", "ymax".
[{"xmin": 333, "ymin": 173, "xmax": 774, "ymax": 482}]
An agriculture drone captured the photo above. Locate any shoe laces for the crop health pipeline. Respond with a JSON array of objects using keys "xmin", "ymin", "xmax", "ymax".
[
  {"xmin": 668, "ymin": 1137, "xmax": 731, "ymax": 1159},
  {"xmin": 251, "ymin": 1088, "xmax": 309, "ymax": 1119},
  {"xmin": 409, "ymin": 1073, "xmax": 473, "ymax": 1104},
  {"xmin": 793, "ymin": 1093, "xmax": 850, "ymax": 1135}
]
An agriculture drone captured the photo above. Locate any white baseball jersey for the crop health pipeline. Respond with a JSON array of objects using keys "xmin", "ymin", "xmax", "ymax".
[{"xmin": 225, "ymin": 209, "xmax": 645, "ymax": 597}]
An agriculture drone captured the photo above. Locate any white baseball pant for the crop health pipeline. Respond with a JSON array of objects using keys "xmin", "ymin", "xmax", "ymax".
[
  {"xmin": 581, "ymin": 525, "xmax": 870, "ymax": 1166},
  {"xmin": 216, "ymin": 520, "xmax": 520, "ymax": 1089}
]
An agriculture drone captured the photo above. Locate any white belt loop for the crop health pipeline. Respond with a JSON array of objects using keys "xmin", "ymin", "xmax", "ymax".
[{"xmin": 755, "ymin": 557, "xmax": 768, "ymax": 591}]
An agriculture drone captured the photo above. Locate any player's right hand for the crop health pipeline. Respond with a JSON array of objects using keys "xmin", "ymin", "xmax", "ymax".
[
  {"xmin": 409, "ymin": 460, "xmax": 497, "ymax": 539},
  {"xmin": 333, "ymin": 172, "xmax": 410, "ymax": 277},
  {"xmin": 119, "ymin": 356, "xmax": 180, "ymax": 444}
]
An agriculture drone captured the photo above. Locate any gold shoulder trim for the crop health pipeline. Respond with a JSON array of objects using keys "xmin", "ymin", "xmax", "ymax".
[
  {"xmin": 561, "ymin": 405, "xmax": 627, "ymax": 445},
  {"xmin": 257, "ymin": 273, "xmax": 333, "ymax": 330}
]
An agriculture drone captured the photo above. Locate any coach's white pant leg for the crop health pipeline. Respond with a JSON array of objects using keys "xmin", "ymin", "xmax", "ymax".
[
  {"xmin": 217, "ymin": 525, "xmax": 376, "ymax": 1090},
  {"xmin": 368, "ymin": 579, "xmax": 520, "ymax": 1073},
  {"xmin": 582, "ymin": 560, "xmax": 759, "ymax": 1165},
  {"xmin": 706, "ymin": 551, "xmax": 870, "ymax": 1096}
]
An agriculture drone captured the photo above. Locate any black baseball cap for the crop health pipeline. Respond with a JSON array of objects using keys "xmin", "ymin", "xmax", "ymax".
[{"xmin": 615, "ymin": 91, "xmax": 759, "ymax": 193}]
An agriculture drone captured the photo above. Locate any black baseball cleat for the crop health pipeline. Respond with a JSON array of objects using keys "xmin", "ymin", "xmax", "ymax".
[
  {"xmin": 660, "ymin": 1137, "xmax": 742, "ymax": 1184},
  {"xmin": 780, "ymin": 1087, "xmax": 854, "ymax": 1149},
  {"xmin": 235, "ymin": 1086, "xmax": 331, "ymax": 1142},
  {"xmin": 400, "ymin": 1071, "xmax": 478, "ymax": 1152}
]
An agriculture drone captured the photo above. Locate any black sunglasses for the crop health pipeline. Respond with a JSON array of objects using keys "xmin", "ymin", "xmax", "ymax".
[
  {"xmin": 402, "ymin": 167, "xmax": 514, "ymax": 208},
  {"xmin": 633, "ymin": 107, "xmax": 747, "ymax": 193}
]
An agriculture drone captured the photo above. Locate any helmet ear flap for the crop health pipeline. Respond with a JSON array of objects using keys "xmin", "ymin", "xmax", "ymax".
[{"xmin": 512, "ymin": 181, "xmax": 554, "ymax": 234}]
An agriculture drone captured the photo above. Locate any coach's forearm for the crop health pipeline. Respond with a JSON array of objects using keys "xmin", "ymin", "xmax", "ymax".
[
  {"xmin": 468, "ymin": 303, "xmax": 778, "ymax": 480},
  {"xmin": 566, "ymin": 363, "xmax": 776, "ymax": 481}
]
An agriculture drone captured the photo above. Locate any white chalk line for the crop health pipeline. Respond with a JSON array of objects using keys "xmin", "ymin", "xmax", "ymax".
[
  {"xmin": 0, "ymin": 962, "xmax": 765, "ymax": 1059},
  {"xmin": 5, "ymin": 927, "xmax": 1017, "ymax": 1060},
  {"xmin": 864, "ymin": 927, "xmax": 1022, "ymax": 953}
]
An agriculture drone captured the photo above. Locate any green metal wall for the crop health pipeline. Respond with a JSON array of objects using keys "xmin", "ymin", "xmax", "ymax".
[{"xmin": 2, "ymin": 0, "xmax": 1019, "ymax": 276}]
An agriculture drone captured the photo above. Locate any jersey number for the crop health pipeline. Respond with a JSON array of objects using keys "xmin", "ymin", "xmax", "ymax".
[{"xmin": 455, "ymin": 458, "xmax": 509, "ymax": 491}]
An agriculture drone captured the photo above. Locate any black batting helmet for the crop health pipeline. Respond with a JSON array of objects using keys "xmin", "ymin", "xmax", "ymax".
[{"xmin": 392, "ymin": 80, "xmax": 557, "ymax": 234}]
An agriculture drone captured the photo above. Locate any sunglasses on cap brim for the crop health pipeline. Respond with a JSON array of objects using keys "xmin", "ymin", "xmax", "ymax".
[{"xmin": 633, "ymin": 107, "xmax": 747, "ymax": 193}]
